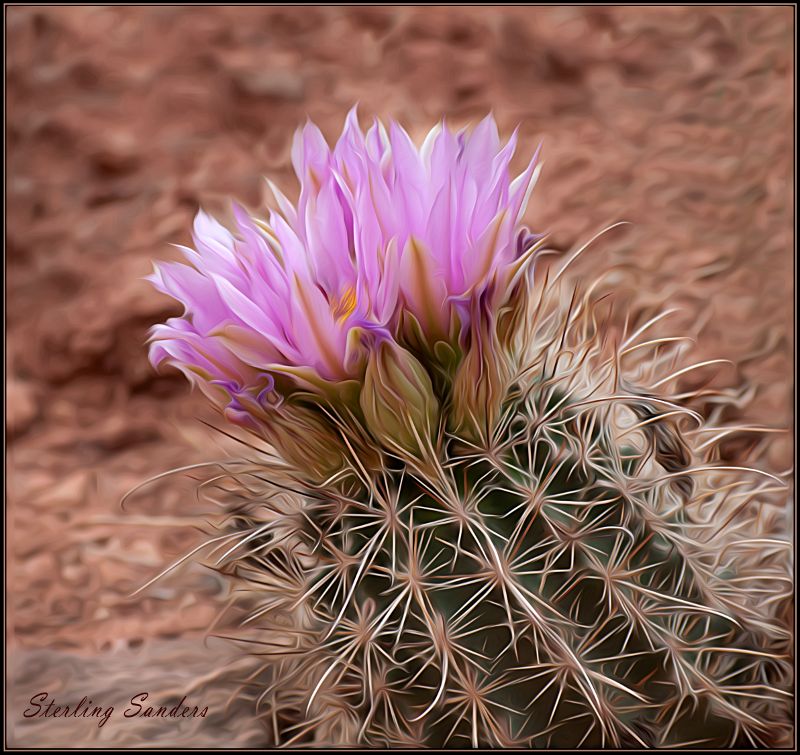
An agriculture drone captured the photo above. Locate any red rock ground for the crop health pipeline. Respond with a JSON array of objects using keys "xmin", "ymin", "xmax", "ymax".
[{"xmin": 6, "ymin": 5, "xmax": 794, "ymax": 747}]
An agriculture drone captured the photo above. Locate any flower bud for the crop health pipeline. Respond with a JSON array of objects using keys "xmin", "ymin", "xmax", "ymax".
[
  {"xmin": 262, "ymin": 403, "xmax": 349, "ymax": 484},
  {"xmin": 360, "ymin": 338, "xmax": 439, "ymax": 459},
  {"xmin": 450, "ymin": 299, "xmax": 512, "ymax": 443},
  {"xmin": 223, "ymin": 390, "xmax": 348, "ymax": 484}
]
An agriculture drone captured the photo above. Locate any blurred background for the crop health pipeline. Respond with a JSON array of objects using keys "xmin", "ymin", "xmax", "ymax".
[{"xmin": 6, "ymin": 5, "xmax": 794, "ymax": 747}]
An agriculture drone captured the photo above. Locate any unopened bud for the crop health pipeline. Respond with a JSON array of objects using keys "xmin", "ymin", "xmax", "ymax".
[
  {"xmin": 360, "ymin": 338, "xmax": 439, "ymax": 459},
  {"xmin": 450, "ymin": 318, "xmax": 511, "ymax": 444},
  {"xmin": 261, "ymin": 402, "xmax": 348, "ymax": 484}
]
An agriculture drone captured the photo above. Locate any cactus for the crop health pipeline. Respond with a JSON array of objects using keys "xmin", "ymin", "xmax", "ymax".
[
  {"xmin": 201, "ymin": 274, "xmax": 790, "ymax": 748},
  {"xmin": 144, "ymin": 112, "xmax": 793, "ymax": 747}
]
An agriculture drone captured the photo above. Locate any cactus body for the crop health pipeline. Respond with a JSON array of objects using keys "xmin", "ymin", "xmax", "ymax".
[
  {"xmin": 144, "ymin": 113, "xmax": 791, "ymax": 747},
  {"xmin": 207, "ymin": 277, "xmax": 792, "ymax": 748}
]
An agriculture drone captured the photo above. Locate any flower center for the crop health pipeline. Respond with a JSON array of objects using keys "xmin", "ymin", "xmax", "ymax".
[{"xmin": 331, "ymin": 286, "xmax": 357, "ymax": 323}]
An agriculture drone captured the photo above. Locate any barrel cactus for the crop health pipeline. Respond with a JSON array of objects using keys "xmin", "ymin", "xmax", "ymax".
[{"xmin": 144, "ymin": 110, "xmax": 793, "ymax": 747}]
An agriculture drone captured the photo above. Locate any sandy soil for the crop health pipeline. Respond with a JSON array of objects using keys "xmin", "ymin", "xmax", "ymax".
[{"xmin": 6, "ymin": 5, "xmax": 794, "ymax": 747}]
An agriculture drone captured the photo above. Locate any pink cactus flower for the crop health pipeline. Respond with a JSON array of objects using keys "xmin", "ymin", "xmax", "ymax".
[{"xmin": 148, "ymin": 109, "xmax": 540, "ymax": 423}]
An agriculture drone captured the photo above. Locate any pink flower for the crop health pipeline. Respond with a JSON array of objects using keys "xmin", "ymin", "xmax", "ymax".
[
  {"xmin": 294, "ymin": 108, "xmax": 541, "ymax": 345},
  {"xmin": 148, "ymin": 199, "xmax": 395, "ymax": 411},
  {"xmin": 148, "ymin": 109, "xmax": 540, "ymax": 426},
  {"xmin": 383, "ymin": 113, "xmax": 540, "ymax": 344}
]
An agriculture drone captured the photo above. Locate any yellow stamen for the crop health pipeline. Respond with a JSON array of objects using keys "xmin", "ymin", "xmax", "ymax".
[{"xmin": 331, "ymin": 286, "xmax": 357, "ymax": 323}]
